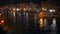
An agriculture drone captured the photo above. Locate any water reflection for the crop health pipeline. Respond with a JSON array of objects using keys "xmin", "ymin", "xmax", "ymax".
[
  {"xmin": 51, "ymin": 18, "xmax": 56, "ymax": 27},
  {"xmin": 38, "ymin": 18, "xmax": 57, "ymax": 34},
  {"xmin": 26, "ymin": 13, "xmax": 29, "ymax": 25},
  {"xmin": 44, "ymin": 18, "xmax": 48, "ymax": 30},
  {"xmin": 13, "ymin": 12, "xmax": 16, "ymax": 18},
  {"xmin": 39, "ymin": 18, "xmax": 43, "ymax": 28},
  {"xmin": 50, "ymin": 18, "xmax": 57, "ymax": 34},
  {"xmin": 3, "ymin": 10, "xmax": 58, "ymax": 34}
]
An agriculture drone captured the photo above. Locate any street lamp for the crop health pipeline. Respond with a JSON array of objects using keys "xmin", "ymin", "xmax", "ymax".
[{"xmin": 17, "ymin": 8, "xmax": 20, "ymax": 11}]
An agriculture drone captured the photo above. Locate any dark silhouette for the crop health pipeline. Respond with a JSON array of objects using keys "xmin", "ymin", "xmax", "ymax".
[{"xmin": 0, "ymin": 25, "xmax": 6, "ymax": 34}]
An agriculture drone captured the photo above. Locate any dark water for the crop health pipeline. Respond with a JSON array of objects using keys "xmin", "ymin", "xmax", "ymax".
[
  {"xmin": 1, "ymin": 10, "xmax": 60, "ymax": 34},
  {"xmin": 4, "ymin": 17, "xmax": 59, "ymax": 34}
]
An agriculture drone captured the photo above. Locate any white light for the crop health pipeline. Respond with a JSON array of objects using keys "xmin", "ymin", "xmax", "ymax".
[
  {"xmin": 17, "ymin": 8, "xmax": 20, "ymax": 11},
  {"xmin": 49, "ymin": 9, "xmax": 55, "ymax": 12},
  {"xmin": 49, "ymin": 10, "xmax": 53, "ymax": 12}
]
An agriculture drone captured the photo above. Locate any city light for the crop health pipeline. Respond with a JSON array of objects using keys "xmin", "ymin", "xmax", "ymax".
[
  {"xmin": 0, "ymin": 20, "xmax": 4, "ymax": 25},
  {"xmin": 38, "ymin": 12, "xmax": 44, "ymax": 18},
  {"xmin": 44, "ymin": 9, "xmax": 47, "ymax": 11},
  {"xmin": 1, "ymin": 20, "xmax": 4, "ymax": 23},
  {"xmin": 40, "ymin": 12, "xmax": 43, "ymax": 15},
  {"xmin": 42, "ymin": 7, "xmax": 47, "ymax": 11},
  {"xmin": 17, "ymin": 8, "xmax": 20, "ymax": 11},
  {"xmin": 42, "ymin": 8, "xmax": 45, "ymax": 10},
  {"xmin": 49, "ymin": 10, "xmax": 52, "ymax": 12},
  {"xmin": 49, "ymin": 9, "xmax": 55, "ymax": 12},
  {"xmin": 0, "ymin": 13, "xmax": 2, "ymax": 16},
  {"xmin": 0, "ymin": 2, "xmax": 58, "ymax": 34}
]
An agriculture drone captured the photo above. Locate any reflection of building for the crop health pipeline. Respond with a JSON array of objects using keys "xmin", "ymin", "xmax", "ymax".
[{"xmin": 0, "ymin": 2, "xmax": 58, "ymax": 34}]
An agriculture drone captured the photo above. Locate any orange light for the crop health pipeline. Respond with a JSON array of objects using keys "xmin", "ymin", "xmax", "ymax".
[
  {"xmin": 38, "ymin": 12, "xmax": 44, "ymax": 18},
  {"xmin": 40, "ymin": 12, "xmax": 43, "ymax": 15},
  {"xmin": 1, "ymin": 20, "xmax": 4, "ymax": 23},
  {"xmin": 39, "ymin": 18, "xmax": 43, "ymax": 28},
  {"xmin": 0, "ymin": 20, "xmax": 4, "ymax": 25},
  {"xmin": 3, "ymin": 26, "xmax": 9, "ymax": 31},
  {"xmin": 0, "ymin": 13, "xmax": 2, "ymax": 16},
  {"xmin": 13, "ymin": 8, "xmax": 16, "ymax": 11}
]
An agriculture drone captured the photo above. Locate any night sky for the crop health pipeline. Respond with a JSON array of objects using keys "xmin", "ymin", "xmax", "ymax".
[{"xmin": 0, "ymin": 0, "xmax": 60, "ymax": 6}]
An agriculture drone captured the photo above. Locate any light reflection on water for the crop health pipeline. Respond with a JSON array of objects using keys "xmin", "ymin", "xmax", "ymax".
[
  {"xmin": 39, "ymin": 18, "xmax": 44, "ymax": 28},
  {"xmin": 44, "ymin": 18, "xmax": 48, "ymax": 30},
  {"xmin": 50, "ymin": 18, "xmax": 57, "ymax": 34},
  {"xmin": 6, "ymin": 13, "xmax": 57, "ymax": 34},
  {"xmin": 39, "ymin": 18, "xmax": 57, "ymax": 34}
]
